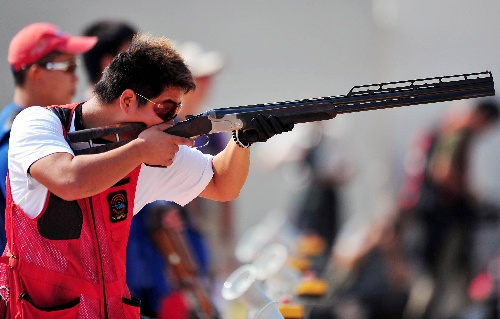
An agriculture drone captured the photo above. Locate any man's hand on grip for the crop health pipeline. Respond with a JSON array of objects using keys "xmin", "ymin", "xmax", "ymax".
[{"xmin": 137, "ymin": 122, "xmax": 194, "ymax": 167}]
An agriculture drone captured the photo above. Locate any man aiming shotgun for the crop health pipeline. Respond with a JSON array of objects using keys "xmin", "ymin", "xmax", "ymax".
[{"xmin": 0, "ymin": 33, "xmax": 292, "ymax": 319}]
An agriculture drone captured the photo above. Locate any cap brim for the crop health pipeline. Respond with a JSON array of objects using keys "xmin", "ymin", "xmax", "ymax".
[
  {"xmin": 60, "ymin": 36, "xmax": 98, "ymax": 54},
  {"xmin": 176, "ymin": 42, "xmax": 225, "ymax": 78},
  {"xmin": 191, "ymin": 53, "xmax": 225, "ymax": 77}
]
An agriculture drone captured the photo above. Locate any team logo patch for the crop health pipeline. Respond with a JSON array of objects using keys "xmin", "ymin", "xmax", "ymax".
[{"xmin": 108, "ymin": 190, "xmax": 128, "ymax": 223}]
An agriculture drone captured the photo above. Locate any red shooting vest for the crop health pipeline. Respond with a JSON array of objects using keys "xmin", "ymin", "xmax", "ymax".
[{"xmin": 0, "ymin": 103, "xmax": 142, "ymax": 318}]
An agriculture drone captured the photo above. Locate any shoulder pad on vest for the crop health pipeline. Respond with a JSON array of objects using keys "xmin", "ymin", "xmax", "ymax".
[{"xmin": 49, "ymin": 107, "xmax": 72, "ymax": 132}]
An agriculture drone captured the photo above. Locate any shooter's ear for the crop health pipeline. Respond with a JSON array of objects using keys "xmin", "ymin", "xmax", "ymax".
[{"xmin": 119, "ymin": 89, "xmax": 136, "ymax": 113}]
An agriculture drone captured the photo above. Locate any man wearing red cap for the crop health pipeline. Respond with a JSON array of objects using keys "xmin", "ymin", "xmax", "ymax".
[{"xmin": 0, "ymin": 22, "xmax": 97, "ymax": 250}]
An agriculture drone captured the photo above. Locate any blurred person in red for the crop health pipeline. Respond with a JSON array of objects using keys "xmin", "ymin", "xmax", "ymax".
[{"xmin": 397, "ymin": 98, "xmax": 500, "ymax": 319}]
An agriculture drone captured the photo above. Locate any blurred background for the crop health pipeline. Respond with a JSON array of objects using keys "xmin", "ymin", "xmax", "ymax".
[{"xmin": 1, "ymin": 1, "xmax": 500, "ymax": 318}]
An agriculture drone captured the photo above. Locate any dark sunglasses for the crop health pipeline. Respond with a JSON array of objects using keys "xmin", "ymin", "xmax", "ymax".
[
  {"xmin": 37, "ymin": 60, "xmax": 79, "ymax": 73},
  {"xmin": 135, "ymin": 93, "xmax": 182, "ymax": 121}
]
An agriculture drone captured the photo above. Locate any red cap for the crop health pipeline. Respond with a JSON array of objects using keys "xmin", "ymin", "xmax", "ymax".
[{"xmin": 8, "ymin": 22, "xmax": 98, "ymax": 72}]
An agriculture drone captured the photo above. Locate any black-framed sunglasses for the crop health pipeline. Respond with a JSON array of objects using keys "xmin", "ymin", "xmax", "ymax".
[
  {"xmin": 135, "ymin": 92, "xmax": 183, "ymax": 122},
  {"xmin": 37, "ymin": 60, "xmax": 79, "ymax": 74}
]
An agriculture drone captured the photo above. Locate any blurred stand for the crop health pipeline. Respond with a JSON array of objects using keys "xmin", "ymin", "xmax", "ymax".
[
  {"xmin": 222, "ymin": 264, "xmax": 285, "ymax": 319},
  {"xmin": 227, "ymin": 212, "xmax": 302, "ymax": 318},
  {"xmin": 228, "ymin": 209, "xmax": 331, "ymax": 318},
  {"xmin": 253, "ymin": 243, "xmax": 301, "ymax": 302},
  {"xmin": 234, "ymin": 209, "xmax": 298, "ymax": 265}
]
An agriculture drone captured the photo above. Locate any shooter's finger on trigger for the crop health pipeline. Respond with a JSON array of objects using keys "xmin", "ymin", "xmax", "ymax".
[{"xmin": 156, "ymin": 122, "xmax": 175, "ymax": 131}]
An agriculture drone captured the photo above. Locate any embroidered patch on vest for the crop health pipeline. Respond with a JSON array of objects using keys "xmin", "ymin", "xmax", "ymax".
[{"xmin": 108, "ymin": 190, "xmax": 128, "ymax": 223}]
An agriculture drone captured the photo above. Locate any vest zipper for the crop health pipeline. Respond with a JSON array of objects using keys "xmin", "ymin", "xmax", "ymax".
[{"xmin": 88, "ymin": 198, "xmax": 109, "ymax": 319}]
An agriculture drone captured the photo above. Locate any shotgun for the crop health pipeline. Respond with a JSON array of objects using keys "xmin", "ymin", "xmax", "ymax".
[{"xmin": 68, "ymin": 71, "xmax": 495, "ymax": 154}]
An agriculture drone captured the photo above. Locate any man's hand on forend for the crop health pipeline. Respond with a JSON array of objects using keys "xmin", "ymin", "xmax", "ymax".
[{"xmin": 232, "ymin": 114, "xmax": 294, "ymax": 148}]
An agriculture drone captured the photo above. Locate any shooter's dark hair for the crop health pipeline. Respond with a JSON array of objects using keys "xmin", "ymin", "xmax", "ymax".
[{"xmin": 94, "ymin": 33, "xmax": 196, "ymax": 104}]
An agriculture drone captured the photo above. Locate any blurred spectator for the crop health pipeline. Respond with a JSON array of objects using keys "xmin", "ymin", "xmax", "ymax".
[
  {"xmin": 81, "ymin": 19, "xmax": 137, "ymax": 98},
  {"xmin": 0, "ymin": 22, "xmax": 96, "ymax": 249},
  {"xmin": 291, "ymin": 122, "xmax": 353, "ymax": 272},
  {"xmin": 397, "ymin": 98, "xmax": 500, "ymax": 319},
  {"xmin": 328, "ymin": 203, "xmax": 411, "ymax": 319},
  {"xmin": 127, "ymin": 201, "xmax": 214, "ymax": 318}
]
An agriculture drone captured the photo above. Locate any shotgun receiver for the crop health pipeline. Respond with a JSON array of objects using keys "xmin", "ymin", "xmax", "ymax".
[{"xmin": 68, "ymin": 71, "xmax": 495, "ymax": 154}]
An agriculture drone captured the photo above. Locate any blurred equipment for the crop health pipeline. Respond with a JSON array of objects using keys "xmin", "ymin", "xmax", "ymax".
[
  {"xmin": 222, "ymin": 264, "xmax": 285, "ymax": 319},
  {"xmin": 253, "ymin": 243, "xmax": 301, "ymax": 301},
  {"xmin": 149, "ymin": 204, "xmax": 219, "ymax": 319},
  {"xmin": 234, "ymin": 211, "xmax": 296, "ymax": 264}
]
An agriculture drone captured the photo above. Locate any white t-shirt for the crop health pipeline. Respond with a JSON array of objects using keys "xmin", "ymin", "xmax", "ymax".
[{"xmin": 8, "ymin": 106, "xmax": 214, "ymax": 218}]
